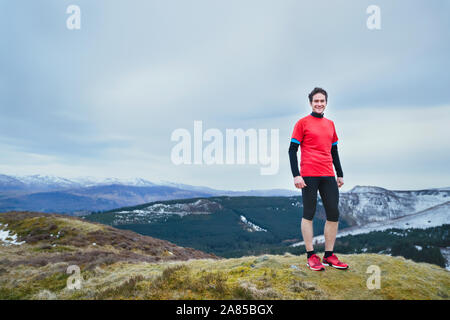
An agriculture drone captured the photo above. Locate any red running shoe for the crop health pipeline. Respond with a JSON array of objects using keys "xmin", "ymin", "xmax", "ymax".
[
  {"xmin": 322, "ymin": 254, "xmax": 349, "ymax": 269},
  {"xmin": 306, "ymin": 254, "xmax": 325, "ymax": 271}
]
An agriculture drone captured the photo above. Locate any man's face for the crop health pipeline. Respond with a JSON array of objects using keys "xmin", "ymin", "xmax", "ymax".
[{"xmin": 310, "ymin": 93, "xmax": 327, "ymax": 114}]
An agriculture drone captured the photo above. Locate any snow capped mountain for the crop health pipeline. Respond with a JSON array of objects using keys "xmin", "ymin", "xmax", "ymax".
[
  {"xmin": 1, "ymin": 173, "xmax": 449, "ymax": 225},
  {"xmin": 339, "ymin": 185, "xmax": 450, "ymax": 225},
  {"xmin": 0, "ymin": 175, "xmax": 27, "ymax": 191},
  {"xmin": 292, "ymin": 201, "xmax": 450, "ymax": 247},
  {"xmin": 156, "ymin": 180, "xmax": 220, "ymax": 193},
  {"xmin": 16, "ymin": 174, "xmax": 81, "ymax": 189},
  {"xmin": 0, "ymin": 174, "xmax": 83, "ymax": 194},
  {"xmin": 431, "ymin": 187, "xmax": 450, "ymax": 191},
  {"xmin": 0, "ymin": 175, "xmax": 23, "ymax": 184},
  {"xmin": 66, "ymin": 176, "xmax": 110, "ymax": 187},
  {"xmin": 347, "ymin": 186, "xmax": 390, "ymax": 194},
  {"xmin": 71, "ymin": 177, "xmax": 156, "ymax": 187},
  {"xmin": 0, "ymin": 174, "xmax": 298, "ymax": 198},
  {"xmin": 156, "ymin": 180, "xmax": 298, "ymax": 197},
  {"xmin": 5, "ymin": 175, "xmax": 156, "ymax": 190}
]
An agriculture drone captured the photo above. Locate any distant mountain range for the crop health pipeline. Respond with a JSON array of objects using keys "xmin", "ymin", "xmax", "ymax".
[
  {"xmin": 87, "ymin": 187, "xmax": 450, "ymax": 231},
  {"xmin": 85, "ymin": 185, "xmax": 450, "ymax": 260},
  {"xmin": 0, "ymin": 174, "xmax": 299, "ymax": 215},
  {"xmin": 1, "ymin": 173, "xmax": 449, "ymax": 267},
  {"xmin": 1, "ymin": 174, "xmax": 449, "ymax": 219}
]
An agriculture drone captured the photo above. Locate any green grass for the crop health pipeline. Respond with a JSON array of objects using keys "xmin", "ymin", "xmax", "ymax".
[
  {"xmin": 3, "ymin": 253, "xmax": 447, "ymax": 300},
  {"xmin": 1, "ymin": 211, "xmax": 449, "ymax": 300},
  {"xmin": 0, "ymin": 272, "xmax": 69, "ymax": 299}
]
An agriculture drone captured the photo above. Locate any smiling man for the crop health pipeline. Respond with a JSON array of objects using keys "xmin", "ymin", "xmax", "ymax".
[{"xmin": 288, "ymin": 87, "xmax": 348, "ymax": 271}]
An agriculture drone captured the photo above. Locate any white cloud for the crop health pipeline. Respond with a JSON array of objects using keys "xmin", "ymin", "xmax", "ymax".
[{"xmin": 1, "ymin": 1, "xmax": 449, "ymax": 190}]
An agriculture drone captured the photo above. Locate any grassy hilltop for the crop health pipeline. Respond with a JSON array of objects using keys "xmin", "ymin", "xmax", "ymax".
[{"xmin": 0, "ymin": 211, "xmax": 449, "ymax": 300}]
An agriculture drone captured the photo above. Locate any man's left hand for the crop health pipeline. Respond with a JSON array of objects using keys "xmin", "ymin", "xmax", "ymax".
[{"xmin": 337, "ymin": 177, "xmax": 344, "ymax": 188}]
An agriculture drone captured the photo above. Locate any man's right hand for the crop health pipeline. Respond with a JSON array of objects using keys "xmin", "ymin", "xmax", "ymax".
[{"xmin": 294, "ymin": 176, "xmax": 307, "ymax": 189}]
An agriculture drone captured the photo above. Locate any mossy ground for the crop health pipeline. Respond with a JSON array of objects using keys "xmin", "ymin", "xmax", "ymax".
[
  {"xmin": 1, "ymin": 212, "xmax": 449, "ymax": 300},
  {"xmin": 1, "ymin": 251, "xmax": 448, "ymax": 300}
]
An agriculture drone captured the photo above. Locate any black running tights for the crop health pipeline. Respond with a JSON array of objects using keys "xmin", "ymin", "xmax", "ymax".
[{"xmin": 301, "ymin": 176, "xmax": 340, "ymax": 222}]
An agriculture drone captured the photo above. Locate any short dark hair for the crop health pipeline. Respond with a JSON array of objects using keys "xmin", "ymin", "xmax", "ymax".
[{"xmin": 308, "ymin": 87, "xmax": 328, "ymax": 103}]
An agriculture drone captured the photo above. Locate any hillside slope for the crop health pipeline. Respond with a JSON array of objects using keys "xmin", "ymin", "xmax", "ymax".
[
  {"xmin": 0, "ymin": 211, "xmax": 449, "ymax": 300},
  {"xmin": 0, "ymin": 211, "xmax": 216, "ymax": 271}
]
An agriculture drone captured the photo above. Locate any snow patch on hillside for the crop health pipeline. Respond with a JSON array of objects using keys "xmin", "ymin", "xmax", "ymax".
[
  {"xmin": 0, "ymin": 223, "xmax": 25, "ymax": 246},
  {"xmin": 240, "ymin": 216, "xmax": 267, "ymax": 232}
]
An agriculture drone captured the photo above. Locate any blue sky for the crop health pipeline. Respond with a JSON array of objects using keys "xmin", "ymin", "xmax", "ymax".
[{"xmin": 0, "ymin": 0, "xmax": 449, "ymax": 191}]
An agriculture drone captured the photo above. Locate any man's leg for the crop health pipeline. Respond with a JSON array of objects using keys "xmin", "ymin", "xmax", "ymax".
[
  {"xmin": 318, "ymin": 176, "xmax": 351, "ymax": 272},
  {"xmin": 318, "ymin": 177, "xmax": 340, "ymax": 251},
  {"xmin": 324, "ymin": 220, "xmax": 338, "ymax": 251},
  {"xmin": 301, "ymin": 218, "xmax": 314, "ymax": 251},
  {"xmin": 301, "ymin": 177, "xmax": 326, "ymax": 270},
  {"xmin": 301, "ymin": 177, "xmax": 320, "ymax": 252}
]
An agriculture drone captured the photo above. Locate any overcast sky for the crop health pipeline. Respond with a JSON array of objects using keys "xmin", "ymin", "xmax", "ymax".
[{"xmin": 1, "ymin": 0, "xmax": 449, "ymax": 191}]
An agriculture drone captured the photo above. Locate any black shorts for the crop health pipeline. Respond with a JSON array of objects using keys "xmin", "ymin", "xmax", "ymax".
[{"xmin": 301, "ymin": 176, "xmax": 340, "ymax": 222}]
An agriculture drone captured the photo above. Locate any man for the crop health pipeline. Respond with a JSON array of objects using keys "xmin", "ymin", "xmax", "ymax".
[{"xmin": 288, "ymin": 87, "xmax": 348, "ymax": 271}]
